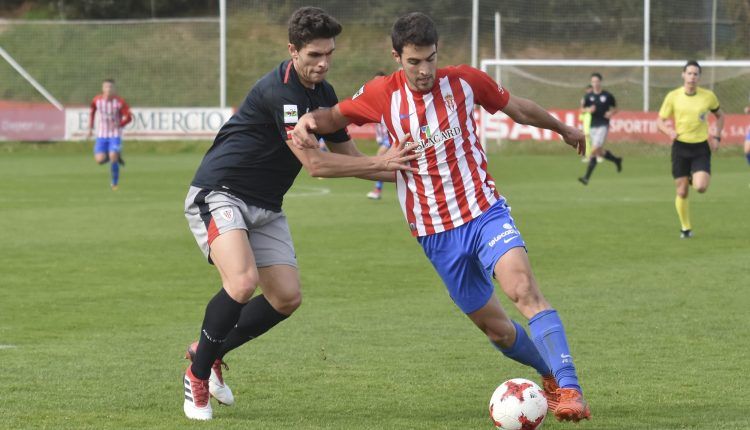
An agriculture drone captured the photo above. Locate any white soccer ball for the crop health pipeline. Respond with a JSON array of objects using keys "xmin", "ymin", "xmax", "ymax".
[{"xmin": 488, "ymin": 378, "xmax": 548, "ymax": 430}]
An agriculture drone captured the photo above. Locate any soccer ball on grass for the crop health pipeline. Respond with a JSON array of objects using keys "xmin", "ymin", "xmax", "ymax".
[{"xmin": 488, "ymin": 378, "xmax": 548, "ymax": 430}]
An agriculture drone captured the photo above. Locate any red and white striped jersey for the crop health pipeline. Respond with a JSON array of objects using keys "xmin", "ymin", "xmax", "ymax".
[
  {"xmin": 89, "ymin": 95, "xmax": 132, "ymax": 138},
  {"xmin": 339, "ymin": 65, "xmax": 510, "ymax": 237}
]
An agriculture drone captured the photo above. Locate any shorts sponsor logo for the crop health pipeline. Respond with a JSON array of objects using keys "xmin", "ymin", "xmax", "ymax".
[
  {"xmin": 220, "ymin": 208, "xmax": 234, "ymax": 222},
  {"xmin": 283, "ymin": 104, "xmax": 298, "ymax": 124},
  {"xmin": 488, "ymin": 223, "xmax": 519, "ymax": 247}
]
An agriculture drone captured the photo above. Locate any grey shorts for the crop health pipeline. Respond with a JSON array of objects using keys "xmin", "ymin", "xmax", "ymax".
[
  {"xmin": 184, "ymin": 186, "xmax": 297, "ymax": 267},
  {"xmin": 590, "ymin": 125, "xmax": 609, "ymax": 148}
]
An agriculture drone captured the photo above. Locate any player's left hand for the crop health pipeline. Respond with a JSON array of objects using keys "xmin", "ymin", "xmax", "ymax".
[
  {"xmin": 560, "ymin": 125, "xmax": 586, "ymax": 155},
  {"xmin": 291, "ymin": 114, "xmax": 323, "ymax": 150}
]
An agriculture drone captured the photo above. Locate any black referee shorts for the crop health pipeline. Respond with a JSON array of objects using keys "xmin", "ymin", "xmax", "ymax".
[{"xmin": 671, "ymin": 140, "xmax": 711, "ymax": 179}]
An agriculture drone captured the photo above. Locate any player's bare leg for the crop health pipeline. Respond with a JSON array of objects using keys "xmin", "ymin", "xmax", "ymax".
[
  {"xmin": 691, "ymin": 171, "xmax": 710, "ymax": 194},
  {"xmin": 493, "ymin": 248, "xmax": 590, "ymax": 421},
  {"xmin": 675, "ymin": 176, "xmax": 692, "ymax": 238},
  {"xmin": 467, "ymin": 286, "xmax": 559, "ymax": 411},
  {"xmin": 258, "ymin": 264, "xmax": 302, "ymax": 316},
  {"xmin": 184, "ymin": 229, "xmax": 256, "ymax": 420},
  {"xmin": 94, "ymin": 152, "xmax": 109, "ymax": 164}
]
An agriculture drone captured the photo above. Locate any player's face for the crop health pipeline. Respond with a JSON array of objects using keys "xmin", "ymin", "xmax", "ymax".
[
  {"xmin": 682, "ymin": 66, "xmax": 700, "ymax": 90},
  {"xmin": 102, "ymin": 82, "xmax": 115, "ymax": 97},
  {"xmin": 289, "ymin": 38, "xmax": 335, "ymax": 88},
  {"xmin": 590, "ymin": 76, "xmax": 602, "ymax": 92},
  {"xmin": 394, "ymin": 44, "xmax": 437, "ymax": 92}
]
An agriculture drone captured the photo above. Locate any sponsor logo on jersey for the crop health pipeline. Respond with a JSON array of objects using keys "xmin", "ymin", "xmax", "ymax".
[
  {"xmin": 283, "ymin": 104, "xmax": 298, "ymax": 124},
  {"xmin": 352, "ymin": 85, "xmax": 365, "ymax": 100},
  {"xmin": 600, "ymin": 95, "xmax": 607, "ymax": 103},
  {"xmin": 413, "ymin": 125, "xmax": 461, "ymax": 155}
]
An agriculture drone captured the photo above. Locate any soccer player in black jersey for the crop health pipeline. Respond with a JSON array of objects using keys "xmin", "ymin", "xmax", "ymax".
[
  {"xmin": 578, "ymin": 72, "xmax": 622, "ymax": 185},
  {"xmin": 180, "ymin": 7, "xmax": 416, "ymax": 420}
]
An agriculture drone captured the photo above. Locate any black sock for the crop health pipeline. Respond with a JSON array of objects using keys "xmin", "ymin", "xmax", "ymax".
[
  {"xmin": 603, "ymin": 150, "xmax": 619, "ymax": 162},
  {"xmin": 584, "ymin": 157, "xmax": 597, "ymax": 180},
  {"xmin": 218, "ymin": 295, "xmax": 289, "ymax": 359},
  {"xmin": 191, "ymin": 288, "xmax": 244, "ymax": 379}
]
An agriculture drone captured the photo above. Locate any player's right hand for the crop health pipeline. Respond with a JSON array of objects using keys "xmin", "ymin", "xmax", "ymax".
[
  {"xmin": 560, "ymin": 125, "xmax": 586, "ymax": 155},
  {"xmin": 291, "ymin": 115, "xmax": 322, "ymax": 150},
  {"xmin": 379, "ymin": 133, "xmax": 419, "ymax": 173}
]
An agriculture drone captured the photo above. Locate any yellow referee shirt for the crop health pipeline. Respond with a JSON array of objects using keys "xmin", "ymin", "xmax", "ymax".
[{"xmin": 658, "ymin": 87, "xmax": 720, "ymax": 143}]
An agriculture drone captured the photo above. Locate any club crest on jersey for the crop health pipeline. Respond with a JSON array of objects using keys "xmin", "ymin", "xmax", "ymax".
[
  {"xmin": 220, "ymin": 208, "xmax": 234, "ymax": 222},
  {"xmin": 600, "ymin": 95, "xmax": 607, "ymax": 103},
  {"xmin": 352, "ymin": 85, "xmax": 365, "ymax": 100},
  {"xmin": 283, "ymin": 104, "xmax": 298, "ymax": 124},
  {"xmin": 444, "ymin": 94, "xmax": 456, "ymax": 112}
]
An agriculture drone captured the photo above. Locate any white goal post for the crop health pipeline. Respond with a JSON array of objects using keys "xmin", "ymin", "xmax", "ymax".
[{"xmin": 479, "ymin": 58, "xmax": 750, "ymax": 149}]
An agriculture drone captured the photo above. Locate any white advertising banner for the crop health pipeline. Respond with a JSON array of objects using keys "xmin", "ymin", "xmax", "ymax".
[{"xmin": 65, "ymin": 107, "xmax": 233, "ymax": 140}]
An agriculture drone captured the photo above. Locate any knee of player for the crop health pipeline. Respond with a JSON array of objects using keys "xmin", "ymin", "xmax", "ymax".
[
  {"xmin": 224, "ymin": 272, "xmax": 260, "ymax": 302},
  {"xmin": 276, "ymin": 290, "xmax": 302, "ymax": 315},
  {"xmin": 696, "ymin": 185, "xmax": 708, "ymax": 193},
  {"xmin": 676, "ymin": 188, "xmax": 689, "ymax": 198},
  {"xmin": 484, "ymin": 320, "xmax": 516, "ymax": 347}
]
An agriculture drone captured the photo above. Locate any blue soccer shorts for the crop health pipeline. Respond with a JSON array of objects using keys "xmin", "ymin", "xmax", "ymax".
[
  {"xmin": 417, "ymin": 199, "xmax": 526, "ymax": 314},
  {"xmin": 94, "ymin": 137, "xmax": 122, "ymax": 154}
]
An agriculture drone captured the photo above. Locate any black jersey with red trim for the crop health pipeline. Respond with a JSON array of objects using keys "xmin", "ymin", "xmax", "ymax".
[{"xmin": 191, "ymin": 60, "xmax": 349, "ymax": 212}]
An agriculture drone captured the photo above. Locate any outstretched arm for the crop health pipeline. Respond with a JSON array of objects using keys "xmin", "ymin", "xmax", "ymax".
[
  {"xmin": 502, "ymin": 95, "xmax": 585, "ymax": 155},
  {"xmin": 285, "ymin": 132, "xmax": 416, "ymax": 178},
  {"xmin": 327, "ymin": 140, "xmax": 398, "ymax": 182}
]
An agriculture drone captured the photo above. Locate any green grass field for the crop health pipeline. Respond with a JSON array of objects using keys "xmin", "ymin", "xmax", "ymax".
[{"xmin": 1, "ymin": 141, "xmax": 748, "ymax": 429}]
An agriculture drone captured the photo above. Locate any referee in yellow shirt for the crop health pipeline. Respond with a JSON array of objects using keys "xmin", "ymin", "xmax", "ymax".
[{"xmin": 657, "ymin": 60, "xmax": 724, "ymax": 239}]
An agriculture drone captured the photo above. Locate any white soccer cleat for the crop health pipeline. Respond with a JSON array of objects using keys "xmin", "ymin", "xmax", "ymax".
[
  {"xmin": 186, "ymin": 341, "xmax": 235, "ymax": 406},
  {"xmin": 208, "ymin": 360, "xmax": 234, "ymax": 406},
  {"xmin": 366, "ymin": 190, "xmax": 382, "ymax": 200},
  {"xmin": 183, "ymin": 365, "xmax": 212, "ymax": 420}
]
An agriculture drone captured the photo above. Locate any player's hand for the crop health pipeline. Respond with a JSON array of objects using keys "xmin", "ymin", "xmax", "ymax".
[
  {"xmin": 377, "ymin": 133, "xmax": 419, "ymax": 173},
  {"xmin": 559, "ymin": 125, "xmax": 586, "ymax": 155},
  {"xmin": 87, "ymin": 130, "xmax": 93, "ymax": 139},
  {"xmin": 291, "ymin": 114, "xmax": 323, "ymax": 150},
  {"xmin": 668, "ymin": 129, "xmax": 678, "ymax": 141}
]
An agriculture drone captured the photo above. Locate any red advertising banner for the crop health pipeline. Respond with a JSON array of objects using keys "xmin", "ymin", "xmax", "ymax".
[
  {"xmin": 482, "ymin": 109, "xmax": 749, "ymax": 145},
  {"xmin": 0, "ymin": 101, "xmax": 65, "ymax": 141}
]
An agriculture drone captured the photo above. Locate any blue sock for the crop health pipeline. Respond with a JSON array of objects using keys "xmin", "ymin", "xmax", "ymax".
[
  {"xmin": 493, "ymin": 320, "xmax": 551, "ymax": 376},
  {"xmin": 528, "ymin": 309, "xmax": 581, "ymax": 392},
  {"xmin": 376, "ymin": 181, "xmax": 383, "ymax": 191},
  {"xmin": 745, "ymin": 153, "xmax": 750, "ymax": 165},
  {"xmin": 111, "ymin": 161, "xmax": 120, "ymax": 186}
]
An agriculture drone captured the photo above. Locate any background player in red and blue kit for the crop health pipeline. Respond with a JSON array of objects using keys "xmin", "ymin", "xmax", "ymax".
[
  {"xmin": 293, "ymin": 12, "xmax": 591, "ymax": 423},
  {"xmin": 88, "ymin": 79, "xmax": 132, "ymax": 190},
  {"xmin": 366, "ymin": 71, "xmax": 392, "ymax": 200}
]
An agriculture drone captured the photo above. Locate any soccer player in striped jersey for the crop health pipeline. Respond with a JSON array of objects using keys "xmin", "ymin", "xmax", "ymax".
[
  {"xmin": 367, "ymin": 71, "xmax": 392, "ymax": 200},
  {"xmin": 292, "ymin": 12, "xmax": 591, "ymax": 423},
  {"xmin": 88, "ymin": 79, "xmax": 132, "ymax": 190}
]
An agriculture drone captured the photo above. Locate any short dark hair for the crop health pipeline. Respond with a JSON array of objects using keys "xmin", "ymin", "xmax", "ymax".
[
  {"xmin": 103, "ymin": 79, "xmax": 115, "ymax": 84},
  {"xmin": 684, "ymin": 60, "xmax": 701, "ymax": 73},
  {"xmin": 374, "ymin": 71, "xmax": 386, "ymax": 77},
  {"xmin": 591, "ymin": 72, "xmax": 603, "ymax": 80},
  {"xmin": 288, "ymin": 7, "xmax": 342, "ymax": 50},
  {"xmin": 391, "ymin": 12, "xmax": 438, "ymax": 55}
]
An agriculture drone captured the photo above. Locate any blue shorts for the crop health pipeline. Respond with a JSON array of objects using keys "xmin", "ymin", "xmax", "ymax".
[
  {"xmin": 94, "ymin": 137, "xmax": 122, "ymax": 154},
  {"xmin": 745, "ymin": 127, "xmax": 750, "ymax": 141},
  {"xmin": 417, "ymin": 200, "xmax": 526, "ymax": 314}
]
